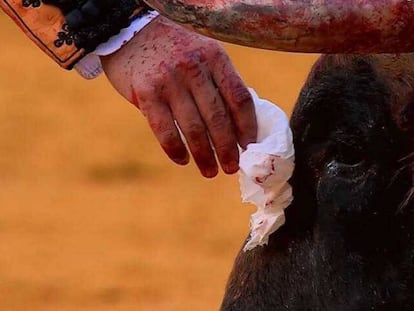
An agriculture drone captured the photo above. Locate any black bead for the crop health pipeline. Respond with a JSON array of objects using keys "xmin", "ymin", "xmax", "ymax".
[
  {"xmin": 54, "ymin": 39, "xmax": 64, "ymax": 47},
  {"xmin": 81, "ymin": 0, "xmax": 101, "ymax": 18},
  {"xmin": 65, "ymin": 9, "xmax": 86, "ymax": 30},
  {"xmin": 22, "ymin": 0, "xmax": 41, "ymax": 8}
]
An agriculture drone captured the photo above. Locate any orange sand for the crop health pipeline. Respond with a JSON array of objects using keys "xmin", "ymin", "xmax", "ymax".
[{"xmin": 0, "ymin": 14, "xmax": 318, "ymax": 311}]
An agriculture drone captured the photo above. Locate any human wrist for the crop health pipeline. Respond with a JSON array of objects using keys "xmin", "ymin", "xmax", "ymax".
[{"xmin": 75, "ymin": 10, "xmax": 159, "ymax": 79}]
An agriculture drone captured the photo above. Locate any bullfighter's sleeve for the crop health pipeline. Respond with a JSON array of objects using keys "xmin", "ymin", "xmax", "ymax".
[{"xmin": 0, "ymin": 0, "xmax": 151, "ymax": 70}]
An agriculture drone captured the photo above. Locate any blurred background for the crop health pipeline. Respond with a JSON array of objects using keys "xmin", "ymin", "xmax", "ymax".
[{"xmin": 0, "ymin": 13, "xmax": 318, "ymax": 311}]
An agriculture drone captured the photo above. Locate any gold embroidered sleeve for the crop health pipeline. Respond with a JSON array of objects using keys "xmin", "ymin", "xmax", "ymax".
[{"xmin": 1, "ymin": 0, "xmax": 85, "ymax": 69}]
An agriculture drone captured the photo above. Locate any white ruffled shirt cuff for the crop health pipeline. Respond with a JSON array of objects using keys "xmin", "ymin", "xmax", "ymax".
[{"xmin": 74, "ymin": 11, "xmax": 159, "ymax": 79}]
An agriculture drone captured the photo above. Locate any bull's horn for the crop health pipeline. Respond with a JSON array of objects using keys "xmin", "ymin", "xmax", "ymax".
[{"xmin": 143, "ymin": 0, "xmax": 414, "ymax": 53}]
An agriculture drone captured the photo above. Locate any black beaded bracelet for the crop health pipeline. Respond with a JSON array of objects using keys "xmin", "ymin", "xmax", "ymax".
[{"xmin": 42, "ymin": 0, "xmax": 151, "ymax": 53}]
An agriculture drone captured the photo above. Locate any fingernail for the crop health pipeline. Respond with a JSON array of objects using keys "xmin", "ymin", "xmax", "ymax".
[
  {"xmin": 203, "ymin": 167, "xmax": 218, "ymax": 178},
  {"xmin": 173, "ymin": 154, "xmax": 190, "ymax": 166},
  {"xmin": 223, "ymin": 161, "xmax": 239, "ymax": 174}
]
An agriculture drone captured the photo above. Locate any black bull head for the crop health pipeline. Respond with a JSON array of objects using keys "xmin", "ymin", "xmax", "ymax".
[
  {"xmin": 222, "ymin": 54, "xmax": 414, "ymax": 310},
  {"xmin": 143, "ymin": 1, "xmax": 414, "ymax": 310}
]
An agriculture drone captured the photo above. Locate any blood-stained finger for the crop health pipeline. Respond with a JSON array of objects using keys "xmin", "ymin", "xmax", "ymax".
[
  {"xmin": 189, "ymin": 66, "xmax": 239, "ymax": 174},
  {"xmin": 212, "ymin": 51, "xmax": 257, "ymax": 149},
  {"xmin": 142, "ymin": 99, "xmax": 189, "ymax": 166},
  {"xmin": 169, "ymin": 89, "xmax": 219, "ymax": 178}
]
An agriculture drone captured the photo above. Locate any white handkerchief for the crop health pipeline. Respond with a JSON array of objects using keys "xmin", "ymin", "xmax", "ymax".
[{"xmin": 240, "ymin": 89, "xmax": 295, "ymax": 252}]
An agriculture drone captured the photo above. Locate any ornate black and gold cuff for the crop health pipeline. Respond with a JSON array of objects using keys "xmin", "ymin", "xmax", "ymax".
[
  {"xmin": 1, "ymin": 0, "xmax": 150, "ymax": 69},
  {"xmin": 43, "ymin": 0, "xmax": 151, "ymax": 53}
]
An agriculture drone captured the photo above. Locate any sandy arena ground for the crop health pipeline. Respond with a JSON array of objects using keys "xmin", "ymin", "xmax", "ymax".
[{"xmin": 0, "ymin": 13, "xmax": 318, "ymax": 311}]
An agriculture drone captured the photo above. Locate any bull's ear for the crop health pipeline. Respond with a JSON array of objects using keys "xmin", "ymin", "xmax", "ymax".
[{"xmin": 143, "ymin": 0, "xmax": 414, "ymax": 53}]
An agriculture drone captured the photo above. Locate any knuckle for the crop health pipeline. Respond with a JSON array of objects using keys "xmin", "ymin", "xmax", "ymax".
[
  {"xmin": 211, "ymin": 45, "xmax": 226, "ymax": 58},
  {"xmin": 185, "ymin": 121, "xmax": 205, "ymax": 141},
  {"xmin": 203, "ymin": 39, "xmax": 221, "ymax": 51},
  {"xmin": 213, "ymin": 49, "xmax": 230, "ymax": 70},
  {"xmin": 208, "ymin": 109, "xmax": 228, "ymax": 130},
  {"xmin": 187, "ymin": 55, "xmax": 200, "ymax": 66},
  {"xmin": 214, "ymin": 138, "xmax": 236, "ymax": 155},
  {"xmin": 180, "ymin": 56, "xmax": 199, "ymax": 72},
  {"xmin": 138, "ymin": 85, "xmax": 157, "ymax": 100},
  {"xmin": 230, "ymin": 85, "xmax": 253, "ymax": 110},
  {"xmin": 162, "ymin": 66, "xmax": 176, "ymax": 81},
  {"xmin": 147, "ymin": 77, "xmax": 170, "ymax": 100},
  {"xmin": 193, "ymin": 68, "xmax": 208, "ymax": 84},
  {"xmin": 149, "ymin": 119, "xmax": 176, "ymax": 142},
  {"xmin": 151, "ymin": 74, "xmax": 164, "ymax": 86},
  {"xmin": 152, "ymin": 74, "xmax": 167, "ymax": 87}
]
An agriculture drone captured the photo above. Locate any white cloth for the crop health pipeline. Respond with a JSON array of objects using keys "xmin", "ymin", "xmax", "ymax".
[
  {"xmin": 74, "ymin": 11, "xmax": 159, "ymax": 79},
  {"xmin": 240, "ymin": 89, "xmax": 295, "ymax": 252}
]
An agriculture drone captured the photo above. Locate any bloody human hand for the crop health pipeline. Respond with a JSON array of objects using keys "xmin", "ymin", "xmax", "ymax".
[{"xmin": 101, "ymin": 16, "xmax": 257, "ymax": 178}]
